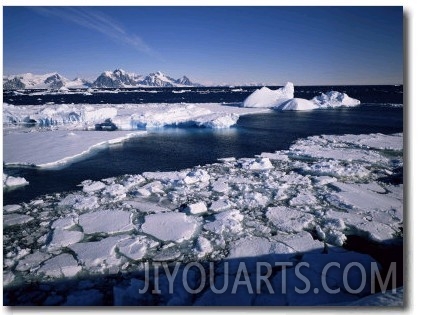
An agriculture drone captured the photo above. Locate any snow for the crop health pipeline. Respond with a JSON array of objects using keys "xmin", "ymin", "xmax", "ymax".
[
  {"xmin": 3, "ymin": 130, "xmax": 145, "ymax": 168},
  {"xmin": 3, "ymin": 173, "xmax": 29, "ymax": 188},
  {"xmin": 3, "ymin": 132, "xmax": 403, "ymax": 306},
  {"xmin": 142, "ymin": 212, "xmax": 200, "ymax": 243},
  {"xmin": 78, "ymin": 210, "xmax": 135, "ymax": 235}
]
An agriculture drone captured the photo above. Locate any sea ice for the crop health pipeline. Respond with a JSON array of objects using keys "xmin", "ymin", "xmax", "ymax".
[
  {"xmin": 142, "ymin": 212, "xmax": 200, "ymax": 243},
  {"xmin": 3, "ymin": 204, "xmax": 22, "ymax": 213},
  {"xmin": 15, "ymin": 251, "xmax": 52, "ymax": 272},
  {"xmin": 37, "ymin": 253, "xmax": 81, "ymax": 278},
  {"xmin": 4, "ymin": 213, "xmax": 34, "ymax": 227},
  {"xmin": 78, "ymin": 210, "xmax": 135, "ymax": 234},
  {"xmin": 203, "ymin": 209, "xmax": 244, "ymax": 234},
  {"xmin": 116, "ymin": 236, "xmax": 159, "ymax": 261},
  {"xmin": 266, "ymin": 206, "xmax": 314, "ymax": 233},
  {"xmin": 3, "ymin": 130, "xmax": 146, "ymax": 168},
  {"xmin": 3, "ymin": 173, "xmax": 29, "ymax": 188},
  {"xmin": 3, "ymin": 131, "xmax": 403, "ymax": 306},
  {"xmin": 48, "ymin": 229, "xmax": 84, "ymax": 249},
  {"xmin": 187, "ymin": 201, "xmax": 208, "ymax": 214},
  {"xmin": 82, "ymin": 181, "xmax": 106, "ymax": 193},
  {"xmin": 228, "ymin": 236, "xmax": 294, "ymax": 259},
  {"xmin": 69, "ymin": 235, "xmax": 129, "ymax": 269}
]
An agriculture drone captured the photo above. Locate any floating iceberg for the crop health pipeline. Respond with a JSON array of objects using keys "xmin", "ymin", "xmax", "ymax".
[
  {"xmin": 242, "ymin": 82, "xmax": 294, "ymax": 108},
  {"xmin": 242, "ymin": 82, "xmax": 360, "ymax": 110},
  {"xmin": 312, "ymin": 91, "xmax": 361, "ymax": 107},
  {"xmin": 3, "ymin": 173, "xmax": 29, "ymax": 188}
]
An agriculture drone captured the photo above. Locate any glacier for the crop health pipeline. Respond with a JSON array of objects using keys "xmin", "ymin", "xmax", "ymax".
[{"xmin": 3, "ymin": 132, "xmax": 403, "ymax": 306}]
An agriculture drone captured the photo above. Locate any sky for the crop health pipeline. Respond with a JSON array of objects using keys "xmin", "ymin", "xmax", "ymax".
[{"xmin": 3, "ymin": 6, "xmax": 403, "ymax": 85}]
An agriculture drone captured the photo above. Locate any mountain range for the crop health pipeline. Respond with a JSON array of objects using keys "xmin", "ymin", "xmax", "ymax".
[{"xmin": 3, "ymin": 69, "xmax": 201, "ymax": 90}]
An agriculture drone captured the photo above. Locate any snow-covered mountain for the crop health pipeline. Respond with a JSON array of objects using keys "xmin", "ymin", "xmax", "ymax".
[
  {"xmin": 92, "ymin": 70, "xmax": 201, "ymax": 88},
  {"xmin": 3, "ymin": 73, "xmax": 91, "ymax": 90},
  {"xmin": 92, "ymin": 69, "xmax": 138, "ymax": 88},
  {"xmin": 3, "ymin": 69, "xmax": 201, "ymax": 90}
]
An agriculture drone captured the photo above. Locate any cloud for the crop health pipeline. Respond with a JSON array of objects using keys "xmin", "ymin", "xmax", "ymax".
[{"xmin": 32, "ymin": 7, "xmax": 154, "ymax": 55}]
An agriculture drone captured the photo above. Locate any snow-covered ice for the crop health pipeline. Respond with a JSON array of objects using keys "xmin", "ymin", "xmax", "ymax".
[
  {"xmin": 78, "ymin": 210, "xmax": 135, "ymax": 234},
  {"xmin": 3, "ymin": 132, "xmax": 403, "ymax": 306},
  {"xmin": 3, "ymin": 130, "xmax": 146, "ymax": 168},
  {"xmin": 242, "ymin": 83, "xmax": 294, "ymax": 108},
  {"xmin": 276, "ymin": 98, "xmax": 319, "ymax": 111},
  {"xmin": 142, "ymin": 212, "xmax": 201, "ymax": 243},
  {"xmin": 242, "ymin": 82, "xmax": 360, "ymax": 110},
  {"xmin": 3, "ymin": 173, "xmax": 29, "ymax": 188},
  {"xmin": 312, "ymin": 91, "xmax": 361, "ymax": 107},
  {"xmin": 37, "ymin": 253, "xmax": 81, "ymax": 278}
]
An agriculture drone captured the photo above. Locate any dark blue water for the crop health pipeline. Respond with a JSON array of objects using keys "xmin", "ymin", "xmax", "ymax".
[
  {"xmin": 3, "ymin": 86, "xmax": 403, "ymax": 204},
  {"xmin": 4, "ymin": 85, "xmax": 403, "ymax": 106}
]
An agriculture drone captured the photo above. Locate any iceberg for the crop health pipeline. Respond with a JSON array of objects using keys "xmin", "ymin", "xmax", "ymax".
[
  {"xmin": 242, "ymin": 82, "xmax": 294, "ymax": 108},
  {"xmin": 3, "ymin": 173, "xmax": 29, "ymax": 188},
  {"xmin": 242, "ymin": 82, "xmax": 360, "ymax": 110},
  {"xmin": 312, "ymin": 91, "xmax": 361, "ymax": 107},
  {"xmin": 275, "ymin": 98, "xmax": 319, "ymax": 111}
]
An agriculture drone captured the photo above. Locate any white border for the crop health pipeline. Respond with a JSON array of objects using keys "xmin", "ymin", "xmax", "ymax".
[{"xmin": 1, "ymin": 1, "xmax": 419, "ymax": 314}]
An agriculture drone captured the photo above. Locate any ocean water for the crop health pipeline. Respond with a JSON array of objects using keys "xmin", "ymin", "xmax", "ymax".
[{"xmin": 3, "ymin": 85, "xmax": 403, "ymax": 204}]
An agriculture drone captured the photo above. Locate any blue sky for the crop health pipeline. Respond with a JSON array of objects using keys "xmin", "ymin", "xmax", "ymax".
[{"xmin": 3, "ymin": 6, "xmax": 403, "ymax": 85}]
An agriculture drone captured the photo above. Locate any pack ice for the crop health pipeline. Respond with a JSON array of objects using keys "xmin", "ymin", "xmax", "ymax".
[{"xmin": 3, "ymin": 133, "xmax": 402, "ymax": 306}]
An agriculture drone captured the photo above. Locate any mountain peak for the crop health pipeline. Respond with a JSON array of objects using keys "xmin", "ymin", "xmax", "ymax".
[{"xmin": 3, "ymin": 69, "xmax": 202, "ymax": 89}]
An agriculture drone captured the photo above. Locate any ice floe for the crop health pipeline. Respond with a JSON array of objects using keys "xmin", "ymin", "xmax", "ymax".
[
  {"xmin": 3, "ymin": 132, "xmax": 403, "ymax": 306},
  {"xmin": 3, "ymin": 173, "xmax": 29, "ymax": 188},
  {"xmin": 142, "ymin": 212, "xmax": 201, "ymax": 243},
  {"xmin": 3, "ymin": 130, "xmax": 146, "ymax": 168},
  {"xmin": 3, "ymin": 102, "xmax": 269, "ymax": 132}
]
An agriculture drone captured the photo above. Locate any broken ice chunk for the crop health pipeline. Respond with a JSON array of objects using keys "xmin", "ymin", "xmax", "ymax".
[
  {"xmin": 37, "ymin": 253, "xmax": 81, "ymax": 278},
  {"xmin": 142, "ymin": 212, "xmax": 200, "ymax": 243},
  {"xmin": 78, "ymin": 210, "xmax": 135, "ymax": 235},
  {"xmin": 4, "ymin": 213, "xmax": 34, "ymax": 227},
  {"xmin": 266, "ymin": 206, "xmax": 314, "ymax": 233},
  {"xmin": 187, "ymin": 201, "xmax": 208, "ymax": 215}
]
